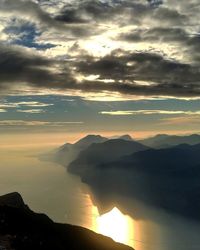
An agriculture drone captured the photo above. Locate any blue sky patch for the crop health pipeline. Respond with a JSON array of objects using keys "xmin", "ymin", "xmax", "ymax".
[{"xmin": 5, "ymin": 21, "xmax": 55, "ymax": 50}]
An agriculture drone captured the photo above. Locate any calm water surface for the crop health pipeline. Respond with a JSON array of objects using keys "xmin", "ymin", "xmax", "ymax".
[{"xmin": 0, "ymin": 144, "xmax": 200, "ymax": 250}]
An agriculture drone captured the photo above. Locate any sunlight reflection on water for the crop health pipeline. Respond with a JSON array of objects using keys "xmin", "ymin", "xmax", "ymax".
[{"xmin": 95, "ymin": 207, "xmax": 135, "ymax": 247}]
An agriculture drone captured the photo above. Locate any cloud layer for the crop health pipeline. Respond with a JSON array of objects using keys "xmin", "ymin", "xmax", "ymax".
[
  {"xmin": 100, "ymin": 110, "xmax": 200, "ymax": 116},
  {"xmin": 0, "ymin": 0, "xmax": 200, "ymax": 99}
]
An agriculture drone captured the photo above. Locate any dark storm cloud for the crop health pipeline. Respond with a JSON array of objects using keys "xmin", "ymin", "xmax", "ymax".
[
  {"xmin": 0, "ymin": 44, "xmax": 200, "ymax": 98},
  {"xmin": 55, "ymin": 9, "xmax": 89, "ymax": 24},
  {"xmin": 70, "ymin": 78, "xmax": 200, "ymax": 99},
  {"xmin": 152, "ymin": 7, "xmax": 187, "ymax": 25},
  {"xmin": 119, "ymin": 26, "xmax": 200, "ymax": 62},
  {"xmin": 75, "ymin": 50, "xmax": 200, "ymax": 97},
  {"xmin": 120, "ymin": 27, "xmax": 188, "ymax": 43},
  {"xmin": 0, "ymin": 45, "xmax": 75, "ymax": 90},
  {"xmin": 76, "ymin": 51, "xmax": 197, "ymax": 83}
]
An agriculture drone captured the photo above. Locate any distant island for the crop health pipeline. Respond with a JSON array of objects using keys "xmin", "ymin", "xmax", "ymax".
[
  {"xmin": 0, "ymin": 192, "xmax": 133, "ymax": 250},
  {"xmin": 47, "ymin": 133, "xmax": 200, "ymax": 220}
]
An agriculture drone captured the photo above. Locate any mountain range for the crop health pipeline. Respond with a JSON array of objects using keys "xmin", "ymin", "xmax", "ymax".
[
  {"xmin": 47, "ymin": 133, "xmax": 200, "ymax": 219},
  {"xmin": 45, "ymin": 134, "xmax": 135, "ymax": 166},
  {"xmin": 41, "ymin": 134, "xmax": 107, "ymax": 166},
  {"xmin": 139, "ymin": 134, "xmax": 200, "ymax": 148},
  {"xmin": 68, "ymin": 138, "xmax": 149, "ymax": 175}
]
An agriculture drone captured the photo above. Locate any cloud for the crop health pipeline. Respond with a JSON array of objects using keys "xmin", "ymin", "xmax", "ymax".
[
  {"xmin": 0, "ymin": 44, "xmax": 52, "ymax": 86},
  {"xmin": 1, "ymin": 44, "xmax": 200, "ymax": 99},
  {"xmin": 54, "ymin": 0, "xmax": 126, "ymax": 24},
  {"xmin": 1, "ymin": 0, "xmax": 186, "ymax": 42},
  {"xmin": 99, "ymin": 110, "xmax": 200, "ymax": 116},
  {"xmin": 119, "ymin": 27, "xmax": 200, "ymax": 63},
  {"xmin": 0, "ymin": 0, "xmax": 200, "ymax": 100},
  {"xmin": 77, "ymin": 50, "xmax": 193, "ymax": 83},
  {"xmin": 76, "ymin": 50, "xmax": 200, "ymax": 98},
  {"xmin": 0, "ymin": 101, "xmax": 53, "ymax": 108},
  {"xmin": 0, "ymin": 0, "xmax": 98, "ymax": 37},
  {"xmin": 160, "ymin": 116, "xmax": 200, "ymax": 125},
  {"xmin": 120, "ymin": 27, "xmax": 188, "ymax": 43},
  {"xmin": 16, "ymin": 109, "xmax": 46, "ymax": 113},
  {"xmin": 0, "ymin": 103, "xmax": 18, "ymax": 108},
  {"xmin": 14, "ymin": 101, "xmax": 54, "ymax": 107},
  {"xmin": 151, "ymin": 6, "xmax": 187, "ymax": 26},
  {"xmin": 0, "ymin": 0, "xmax": 62, "ymax": 29},
  {"xmin": 0, "ymin": 120, "xmax": 84, "ymax": 126},
  {"xmin": 0, "ymin": 44, "xmax": 76, "ymax": 91},
  {"xmin": 0, "ymin": 109, "xmax": 7, "ymax": 112}
]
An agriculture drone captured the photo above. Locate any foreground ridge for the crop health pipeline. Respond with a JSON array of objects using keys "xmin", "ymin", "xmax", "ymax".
[{"xmin": 0, "ymin": 192, "xmax": 133, "ymax": 250}]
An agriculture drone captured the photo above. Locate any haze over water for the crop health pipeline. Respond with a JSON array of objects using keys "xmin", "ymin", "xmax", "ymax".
[{"xmin": 0, "ymin": 140, "xmax": 200, "ymax": 250}]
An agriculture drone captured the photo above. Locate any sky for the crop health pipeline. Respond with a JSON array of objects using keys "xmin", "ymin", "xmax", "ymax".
[{"xmin": 0, "ymin": 0, "xmax": 200, "ymax": 140}]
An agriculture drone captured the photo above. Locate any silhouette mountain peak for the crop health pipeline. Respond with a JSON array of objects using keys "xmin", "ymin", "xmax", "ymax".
[
  {"xmin": 75, "ymin": 134, "xmax": 107, "ymax": 147},
  {"xmin": 0, "ymin": 192, "xmax": 25, "ymax": 208}
]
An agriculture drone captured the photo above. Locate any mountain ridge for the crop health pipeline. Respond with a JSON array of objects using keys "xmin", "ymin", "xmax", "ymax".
[
  {"xmin": 0, "ymin": 192, "xmax": 133, "ymax": 250},
  {"xmin": 68, "ymin": 138, "xmax": 149, "ymax": 175},
  {"xmin": 42, "ymin": 134, "xmax": 108, "ymax": 166},
  {"xmin": 139, "ymin": 133, "xmax": 200, "ymax": 148}
]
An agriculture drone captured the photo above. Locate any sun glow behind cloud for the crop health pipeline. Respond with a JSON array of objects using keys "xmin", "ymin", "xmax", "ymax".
[{"xmin": 0, "ymin": 0, "xmax": 200, "ymax": 135}]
